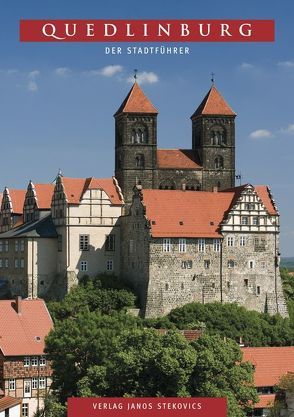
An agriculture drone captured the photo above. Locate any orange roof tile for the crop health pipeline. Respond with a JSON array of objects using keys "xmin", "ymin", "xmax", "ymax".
[
  {"xmin": 0, "ymin": 397, "xmax": 22, "ymax": 412},
  {"xmin": 114, "ymin": 82, "xmax": 158, "ymax": 115},
  {"xmin": 255, "ymin": 186, "xmax": 278, "ymax": 215},
  {"xmin": 157, "ymin": 149, "xmax": 202, "ymax": 169},
  {"xmin": 61, "ymin": 177, "xmax": 123, "ymax": 205},
  {"xmin": 242, "ymin": 347, "xmax": 294, "ymax": 387},
  {"xmin": 191, "ymin": 86, "xmax": 236, "ymax": 118},
  {"xmin": 141, "ymin": 189, "xmax": 236, "ymax": 238},
  {"xmin": 255, "ymin": 394, "xmax": 276, "ymax": 409},
  {"xmin": 34, "ymin": 184, "xmax": 55, "ymax": 209},
  {"xmin": 0, "ymin": 298, "xmax": 53, "ymax": 356},
  {"xmin": 4, "ymin": 189, "xmax": 26, "ymax": 214}
]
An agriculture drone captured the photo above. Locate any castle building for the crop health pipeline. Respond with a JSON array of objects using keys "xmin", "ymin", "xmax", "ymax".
[
  {"xmin": 0, "ymin": 81, "xmax": 288, "ymax": 319},
  {"xmin": 115, "ymin": 82, "xmax": 236, "ymax": 203}
]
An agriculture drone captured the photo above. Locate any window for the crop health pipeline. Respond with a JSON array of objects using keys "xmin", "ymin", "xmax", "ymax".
[
  {"xmin": 165, "ymin": 283, "xmax": 169, "ymax": 291},
  {"xmin": 57, "ymin": 235, "xmax": 62, "ymax": 252},
  {"xmin": 227, "ymin": 260, "xmax": 235, "ymax": 268},
  {"xmin": 257, "ymin": 286, "xmax": 261, "ymax": 295},
  {"xmin": 241, "ymin": 216, "xmax": 249, "ymax": 225},
  {"xmin": 15, "ymin": 240, "xmax": 19, "ymax": 252},
  {"xmin": 135, "ymin": 154, "xmax": 145, "ymax": 168},
  {"xmin": 178, "ymin": 238, "xmax": 186, "ymax": 253},
  {"xmin": 244, "ymin": 279, "xmax": 248, "ymax": 287},
  {"xmin": 24, "ymin": 357, "xmax": 30, "ymax": 367},
  {"xmin": 9, "ymin": 378, "xmax": 15, "ymax": 391},
  {"xmin": 14, "ymin": 258, "xmax": 19, "ymax": 269},
  {"xmin": 0, "ymin": 242, "xmax": 2, "ymax": 252},
  {"xmin": 198, "ymin": 238, "xmax": 206, "ymax": 252},
  {"xmin": 79, "ymin": 235, "xmax": 89, "ymax": 251},
  {"xmin": 20, "ymin": 240, "xmax": 25, "ymax": 252},
  {"xmin": 39, "ymin": 377, "xmax": 46, "ymax": 389},
  {"xmin": 253, "ymin": 216, "xmax": 259, "ymax": 225},
  {"xmin": 106, "ymin": 260, "xmax": 113, "ymax": 271},
  {"xmin": 129, "ymin": 239, "xmax": 135, "ymax": 254},
  {"xmin": 214, "ymin": 156, "xmax": 224, "ymax": 169},
  {"xmin": 163, "ymin": 238, "xmax": 171, "ymax": 252},
  {"xmin": 4, "ymin": 259, "xmax": 8, "ymax": 268},
  {"xmin": 213, "ymin": 239, "xmax": 221, "ymax": 252},
  {"xmin": 227, "ymin": 237, "xmax": 234, "ymax": 247},
  {"xmin": 240, "ymin": 236, "xmax": 246, "ymax": 247},
  {"xmin": 204, "ymin": 260, "xmax": 210, "ymax": 269},
  {"xmin": 39, "ymin": 356, "xmax": 46, "ymax": 367},
  {"xmin": 0, "ymin": 259, "xmax": 2, "ymax": 268},
  {"xmin": 20, "ymin": 258, "xmax": 25, "ymax": 269},
  {"xmin": 249, "ymin": 260, "xmax": 255, "ymax": 269},
  {"xmin": 105, "ymin": 235, "xmax": 115, "ymax": 251},
  {"xmin": 181, "ymin": 260, "xmax": 192, "ymax": 269},
  {"xmin": 80, "ymin": 261, "xmax": 88, "ymax": 272},
  {"xmin": 32, "ymin": 377, "xmax": 38, "ymax": 389},
  {"xmin": 31, "ymin": 356, "xmax": 38, "ymax": 366},
  {"xmin": 4, "ymin": 241, "xmax": 8, "ymax": 252},
  {"xmin": 22, "ymin": 404, "xmax": 29, "ymax": 417}
]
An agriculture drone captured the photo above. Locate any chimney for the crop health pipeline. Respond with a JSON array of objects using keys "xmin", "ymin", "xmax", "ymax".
[
  {"xmin": 182, "ymin": 183, "xmax": 186, "ymax": 191},
  {"xmin": 213, "ymin": 186, "xmax": 218, "ymax": 193},
  {"xmin": 15, "ymin": 296, "xmax": 22, "ymax": 315}
]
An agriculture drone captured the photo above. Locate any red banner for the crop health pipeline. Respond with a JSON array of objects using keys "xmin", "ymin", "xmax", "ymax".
[
  {"xmin": 19, "ymin": 20, "xmax": 274, "ymax": 42},
  {"xmin": 68, "ymin": 397, "xmax": 227, "ymax": 417}
]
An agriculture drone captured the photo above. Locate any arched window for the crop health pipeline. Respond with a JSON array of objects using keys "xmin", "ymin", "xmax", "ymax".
[
  {"xmin": 135, "ymin": 154, "xmax": 145, "ymax": 168},
  {"xmin": 159, "ymin": 180, "xmax": 176, "ymax": 190},
  {"xmin": 186, "ymin": 182, "xmax": 201, "ymax": 191},
  {"xmin": 214, "ymin": 156, "xmax": 224, "ymax": 169},
  {"xmin": 210, "ymin": 127, "xmax": 226, "ymax": 146},
  {"xmin": 130, "ymin": 126, "xmax": 148, "ymax": 144}
]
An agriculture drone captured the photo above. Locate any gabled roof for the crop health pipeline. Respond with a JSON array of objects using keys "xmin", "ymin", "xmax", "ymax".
[
  {"xmin": 157, "ymin": 149, "xmax": 202, "ymax": 169},
  {"xmin": 242, "ymin": 347, "xmax": 294, "ymax": 387},
  {"xmin": 0, "ymin": 298, "xmax": 53, "ymax": 356},
  {"xmin": 2, "ymin": 189, "xmax": 26, "ymax": 214},
  {"xmin": 141, "ymin": 189, "xmax": 236, "ymax": 238},
  {"xmin": 0, "ymin": 397, "xmax": 22, "ymax": 412},
  {"xmin": 255, "ymin": 186, "xmax": 278, "ymax": 215},
  {"xmin": 139, "ymin": 184, "xmax": 278, "ymax": 238},
  {"xmin": 61, "ymin": 177, "xmax": 123, "ymax": 205},
  {"xmin": 33, "ymin": 184, "xmax": 55, "ymax": 209},
  {"xmin": 114, "ymin": 82, "xmax": 158, "ymax": 115},
  {"xmin": 191, "ymin": 85, "xmax": 236, "ymax": 118}
]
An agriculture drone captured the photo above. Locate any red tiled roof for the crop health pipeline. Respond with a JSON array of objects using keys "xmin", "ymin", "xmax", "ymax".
[
  {"xmin": 34, "ymin": 184, "xmax": 55, "ymax": 209},
  {"xmin": 191, "ymin": 86, "xmax": 236, "ymax": 118},
  {"xmin": 141, "ymin": 189, "xmax": 236, "ymax": 238},
  {"xmin": 255, "ymin": 394, "xmax": 276, "ymax": 409},
  {"xmin": 0, "ymin": 298, "xmax": 53, "ymax": 356},
  {"xmin": 5, "ymin": 190, "xmax": 26, "ymax": 214},
  {"xmin": 114, "ymin": 82, "xmax": 158, "ymax": 115},
  {"xmin": 0, "ymin": 397, "xmax": 22, "ymax": 412},
  {"xmin": 242, "ymin": 347, "xmax": 294, "ymax": 387},
  {"xmin": 61, "ymin": 177, "xmax": 123, "ymax": 205},
  {"xmin": 255, "ymin": 186, "xmax": 278, "ymax": 215},
  {"xmin": 157, "ymin": 149, "xmax": 202, "ymax": 169}
]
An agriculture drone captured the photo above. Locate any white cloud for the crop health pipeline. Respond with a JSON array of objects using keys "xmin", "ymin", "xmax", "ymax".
[
  {"xmin": 54, "ymin": 67, "xmax": 71, "ymax": 77},
  {"xmin": 90, "ymin": 65, "xmax": 124, "ymax": 77},
  {"xmin": 127, "ymin": 71, "xmax": 159, "ymax": 85},
  {"xmin": 27, "ymin": 70, "xmax": 40, "ymax": 92},
  {"xmin": 249, "ymin": 129, "xmax": 273, "ymax": 139},
  {"xmin": 240, "ymin": 62, "xmax": 255, "ymax": 70},
  {"xmin": 278, "ymin": 61, "xmax": 294, "ymax": 68},
  {"xmin": 281, "ymin": 123, "xmax": 294, "ymax": 135}
]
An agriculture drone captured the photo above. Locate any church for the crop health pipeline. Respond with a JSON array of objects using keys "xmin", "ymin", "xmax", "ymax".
[{"xmin": 0, "ymin": 81, "xmax": 288, "ymax": 318}]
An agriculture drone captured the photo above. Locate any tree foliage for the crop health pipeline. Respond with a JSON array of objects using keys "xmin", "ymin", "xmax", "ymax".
[{"xmin": 144, "ymin": 302, "xmax": 294, "ymax": 346}]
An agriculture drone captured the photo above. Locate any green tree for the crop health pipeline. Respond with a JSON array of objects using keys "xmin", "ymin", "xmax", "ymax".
[
  {"xmin": 45, "ymin": 311, "xmax": 139, "ymax": 402},
  {"xmin": 189, "ymin": 334, "xmax": 258, "ymax": 417}
]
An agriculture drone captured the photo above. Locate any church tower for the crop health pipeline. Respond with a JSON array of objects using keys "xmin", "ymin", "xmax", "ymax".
[
  {"xmin": 114, "ymin": 82, "xmax": 158, "ymax": 203},
  {"xmin": 191, "ymin": 85, "xmax": 236, "ymax": 191}
]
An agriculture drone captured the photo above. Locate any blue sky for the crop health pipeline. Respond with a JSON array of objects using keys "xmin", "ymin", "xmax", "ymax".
[{"xmin": 0, "ymin": 0, "xmax": 294, "ymax": 256}]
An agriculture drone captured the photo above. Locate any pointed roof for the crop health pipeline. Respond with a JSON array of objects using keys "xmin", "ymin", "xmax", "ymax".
[
  {"xmin": 114, "ymin": 82, "xmax": 158, "ymax": 116},
  {"xmin": 191, "ymin": 85, "xmax": 236, "ymax": 118}
]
